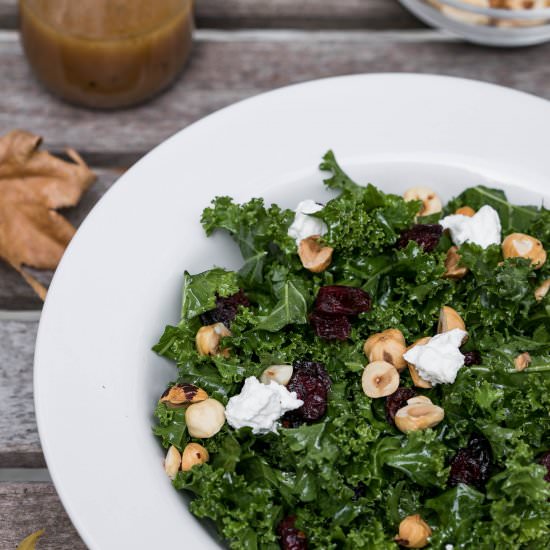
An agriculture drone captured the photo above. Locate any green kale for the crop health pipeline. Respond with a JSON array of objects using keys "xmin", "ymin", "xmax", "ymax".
[
  {"xmin": 426, "ymin": 484, "xmax": 486, "ymax": 548},
  {"xmin": 180, "ymin": 268, "xmax": 240, "ymax": 321},
  {"xmin": 319, "ymin": 151, "xmax": 419, "ymax": 256},
  {"xmin": 256, "ymin": 277, "xmax": 310, "ymax": 332},
  {"xmin": 153, "ymin": 403, "xmax": 187, "ymax": 450},
  {"xmin": 153, "ymin": 151, "xmax": 550, "ymax": 549},
  {"xmin": 201, "ymin": 196, "xmax": 296, "ymax": 286}
]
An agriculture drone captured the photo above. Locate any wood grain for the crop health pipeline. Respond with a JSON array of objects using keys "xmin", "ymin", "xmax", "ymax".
[
  {"xmin": 0, "ymin": 320, "xmax": 43, "ymax": 467},
  {"xmin": 0, "ymin": 483, "xmax": 85, "ymax": 549},
  {"xmin": 1, "ymin": 30, "xmax": 550, "ymax": 164},
  {"xmin": 0, "ymin": 168, "xmax": 121, "ymax": 310},
  {"xmin": 0, "ymin": 0, "xmax": 420, "ymax": 30}
]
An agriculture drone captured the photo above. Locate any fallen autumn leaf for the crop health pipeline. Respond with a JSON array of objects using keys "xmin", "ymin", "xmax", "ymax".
[
  {"xmin": 0, "ymin": 129, "xmax": 95, "ymax": 299},
  {"xmin": 16, "ymin": 529, "xmax": 45, "ymax": 550}
]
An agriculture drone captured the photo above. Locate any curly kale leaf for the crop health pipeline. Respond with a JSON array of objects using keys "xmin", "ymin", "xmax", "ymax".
[
  {"xmin": 175, "ymin": 464, "xmax": 282, "ymax": 550},
  {"xmin": 529, "ymin": 206, "xmax": 550, "ymax": 248},
  {"xmin": 426, "ymin": 484, "xmax": 486, "ymax": 548},
  {"xmin": 153, "ymin": 403, "xmax": 187, "ymax": 450},
  {"xmin": 180, "ymin": 268, "xmax": 240, "ymax": 321},
  {"xmin": 485, "ymin": 461, "xmax": 550, "ymax": 549},
  {"xmin": 377, "ymin": 430, "xmax": 450, "ymax": 488},
  {"xmin": 448, "ymin": 243, "xmax": 542, "ymax": 338},
  {"xmin": 357, "ymin": 243, "xmax": 452, "ymax": 338},
  {"xmin": 153, "ymin": 321, "xmax": 239, "ymax": 402},
  {"xmin": 256, "ymin": 277, "xmax": 310, "ymax": 332},
  {"xmin": 201, "ymin": 196, "xmax": 296, "ymax": 286},
  {"xmin": 318, "ymin": 151, "xmax": 419, "ymax": 255}
]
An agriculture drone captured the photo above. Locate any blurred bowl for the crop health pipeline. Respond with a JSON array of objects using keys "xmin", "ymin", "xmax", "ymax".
[{"xmin": 400, "ymin": 0, "xmax": 550, "ymax": 46}]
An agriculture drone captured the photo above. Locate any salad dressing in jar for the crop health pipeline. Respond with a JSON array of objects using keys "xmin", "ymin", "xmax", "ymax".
[{"xmin": 19, "ymin": 0, "xmax": 194, "ymax": 108}]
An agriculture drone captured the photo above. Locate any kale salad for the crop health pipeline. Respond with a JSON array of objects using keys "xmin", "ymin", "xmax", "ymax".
[{"xmin": 153, "ymin": 152, "xmax": 550, "ymax": 550}]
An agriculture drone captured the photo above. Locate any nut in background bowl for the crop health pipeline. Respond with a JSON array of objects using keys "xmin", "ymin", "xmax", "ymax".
[{"xmin": 400, "ymin": 0, "xmax": 550, "ymax": 47}]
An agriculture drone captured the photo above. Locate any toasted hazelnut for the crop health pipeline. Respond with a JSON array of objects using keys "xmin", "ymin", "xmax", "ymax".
[
  {"xmin": 514, "ymin": 352, "xmax": 531, "ymax": 372},
  {"xmin": 403, "ymin": 187, "xmax": 442, "ymax": 217},
  {"xmin": 164, "ymin": 445, "xmax": 182, "ymax": 480},
  {"xmin": 363, "ymin": 329, "xmax": 407, "ymax": 371},
  {"xmin": 535, "ymin": 279, "xmax": 550, "ymax": 301},
  {"xmin": 185, "ymin": 398, "xmax": 226, "ymax": 438},
  {"xmin": 407, "ymin": 364, "xmax": 432, "ymax": 389},
  {"xmin": 196, "ymin": 322, "xmax": 231, "ymax": 356},
  {"xmin": 394, "ymin": 397, "xmax": 444, "ymax": 433},
  {"xmin": 364, "ymin": 329, "xmax": 405, "ymax": 356},
  {"xmin": 405, "ymin": 337, "xmax": 432, "ymax": 389},
  {"xmin": 395, "ymin": 514, "xmax": 432, "ymax": 548},
  {"xmin": 260, "ymin": 364, "xmax": 293, "ymax": 386},
  {"xmin": 362, "ymin": 361, "xmax": 400, "ymax": 398},
  {"xmin": 181, "ymin": 442, "xmax": 209, "ymax": 471},
  {"xmin": 159, "ymin": 383, "xmax": 208, "ymax": 407},
  {"xmin": 455, "ymin": 206, "xmax": 475, "ymax": 217},
  {"xmin": 438, "ymin": 306, "xmax": 467, "ymax": 341},
  {"xmin": 298, "ymin": 235, "xmax": 333, "ymax": 273},
  {"xmin": 502, "ymin": 233, "xmax": 547, "ymax": 269},
  {"xmin": 444, "ymin": 246, "xmax": 468, "ymax": 279},
  {"xmin": 406, "ymin": 396, "xmax": 432, "ymax": 406}
]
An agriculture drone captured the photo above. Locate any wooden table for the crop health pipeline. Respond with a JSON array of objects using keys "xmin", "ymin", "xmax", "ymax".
[{"xmin": 2, "ymin": 0, "xmax": 550, "ymax": 547}]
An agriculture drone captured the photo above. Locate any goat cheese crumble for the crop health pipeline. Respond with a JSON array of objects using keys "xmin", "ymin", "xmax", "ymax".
[
  {"xmin": 440, "ymin": 205, "xmax": 501, "ymax": 248},
  {"xmin": 287, "ymin": 199, "xmax": 327, "ymax": 243},
  {"xmin": 225, "ymin": 376, "xmax": 303, "ymax": 434},
  {"xmin": 403, "ymin": 328, "xmax": 467, "ymax": 385}
]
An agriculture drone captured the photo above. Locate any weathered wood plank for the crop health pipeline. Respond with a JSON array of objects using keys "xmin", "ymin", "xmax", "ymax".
[
  {"xmin": 0, "ymin": 319, "xmax": 42, "ymax": 467},
  {"xmin": 0, "ymin": 0, "xmax": 420, "ymax": 30},
  {"xmin": 196, "ymin": 0, "xmax": 420, "ymax": 29},
  {"xmin": 0, "ymin": 168, "xmax": 122, "ymax": 310},
  {"xmin": 0, "ymin": 0, "xmax": 15, "ymax": 28},
  {"xmin": 1, "ymin": 29, "xmax": 550, "ymax": 165},
  {"xmin": 0, "ymin": 482, "xmax": 85, "ymax": 549}
]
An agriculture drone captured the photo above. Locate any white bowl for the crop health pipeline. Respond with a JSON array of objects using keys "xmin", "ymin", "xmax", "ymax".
[
  {"xmin": 400, "ymin": 0, "xmax": 550, "ymax": 46},
  {"xmin": 34, "ymin": 74, "xmax": 550, "ymax": 549}
]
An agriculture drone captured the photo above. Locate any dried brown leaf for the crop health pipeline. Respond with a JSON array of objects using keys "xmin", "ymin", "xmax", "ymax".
[{"xmin": 0, "ymin": 130, "xmax": 95, "ymax": 299}]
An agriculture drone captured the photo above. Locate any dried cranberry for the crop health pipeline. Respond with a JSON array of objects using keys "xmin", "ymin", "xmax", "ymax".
[
  {"xmin": 463, "ymin": 350, "xmax": 482, "ymax": 366},
  {"xmin": 313, "ymin": 285, "xmax": 372, "ymax": 316},
  {"xmin": 538, "ymin": 451, "xmax": 550, "ymax": 483},
  {"xmin": 309, "ymin": 311, "xmax": 351, "ymax": 340},
  {"xmin": 277, "ymin": 516, "xmax": 307, "ymax": 550},
  {"xmin": 283, "ymin": 360, "xmax": 332, "ymax": 425},
  {"xmin": 200, "ymin": 289, "xmax": 250, "ymax": 327},
  {"xmin": 385, "ymin": 387, "xmax": 417, "ymax": 426},
  {"xmin": 448, "ymin": 433, "xmax": 492, "ymax": 490},
  {"xmin": 397, "ymin": 224, "xmax": 443, "ymax": 252},
  {"xmin": 309, "ymin": 285, "xmax": 371, "ymax": 340}
]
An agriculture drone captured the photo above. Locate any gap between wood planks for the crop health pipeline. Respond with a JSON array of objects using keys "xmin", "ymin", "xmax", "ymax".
[
  {"xmin": 0, "ymin": 27, "xmax": 456, "ymax": 44},
  {"xmin": 0, "ymin": 310, "xmax": 41, "ymax": 321},
  {"xmin": 0, "ymin": 468, "xmax": 51, "ymax": 481}
]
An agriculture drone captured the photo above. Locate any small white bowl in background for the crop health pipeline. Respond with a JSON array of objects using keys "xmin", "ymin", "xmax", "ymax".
[{"xmin": 400, "ymin": 0, "xmax": 550, "ymax": 46}]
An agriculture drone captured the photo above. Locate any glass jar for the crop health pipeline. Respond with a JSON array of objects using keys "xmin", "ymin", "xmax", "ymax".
[{"xmin": 19, "ymin": 0, "xmax": 194, "ymax": 109}]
